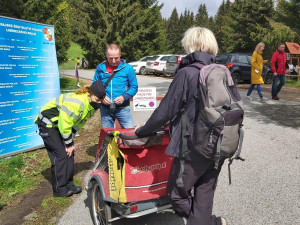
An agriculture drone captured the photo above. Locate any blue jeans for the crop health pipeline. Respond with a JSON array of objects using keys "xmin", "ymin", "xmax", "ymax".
[
  {"xmin": 100, "ymin": 105, "xmax": 134, "ymax": 128},
  {"xmin": 247, "ymin": 84, "xmax": 263, "ymax": 98},
  {"xmin": 272, "ymin": 74, "xmax": 286, "ymax": 97}
]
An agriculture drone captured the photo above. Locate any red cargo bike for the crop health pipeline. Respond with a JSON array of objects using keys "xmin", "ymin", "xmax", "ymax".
[{"xmin": 87, "ymin": 128, "xmax": 174, "ymax": 225}]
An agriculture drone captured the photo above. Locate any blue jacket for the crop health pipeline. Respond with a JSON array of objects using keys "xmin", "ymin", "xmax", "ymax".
[{"xmin": 93, "ymin": 60, "xmax": 138, "ymax": 107}]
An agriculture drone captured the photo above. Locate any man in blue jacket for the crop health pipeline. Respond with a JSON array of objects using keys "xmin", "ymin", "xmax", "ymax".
[{"xmin": 93, "ymin": 43, "xmax": 138, "ymax": 128}]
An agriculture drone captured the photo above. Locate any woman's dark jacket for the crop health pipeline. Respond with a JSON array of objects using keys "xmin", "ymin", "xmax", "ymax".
[{"xmin": 135, "ymin": 51, "xmax": 214, "ymax": 160}]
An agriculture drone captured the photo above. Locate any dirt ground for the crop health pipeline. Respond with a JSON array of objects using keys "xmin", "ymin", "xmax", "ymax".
[{"xmin": 0, "ymin": 82, "xmax": 299, "ymax": 225}]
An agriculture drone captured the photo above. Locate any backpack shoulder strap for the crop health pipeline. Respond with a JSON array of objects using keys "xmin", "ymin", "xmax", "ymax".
[
  {"xmin": 186, "ymin": 62, "xmax": 205, "ymax": 70},
  {"xmin": 104, "ymin": 70, "xmax": 118, "ymax": 88},
  {"xmin": 176, "ymin": 62, "xmax": 206, "ymax": 188}
]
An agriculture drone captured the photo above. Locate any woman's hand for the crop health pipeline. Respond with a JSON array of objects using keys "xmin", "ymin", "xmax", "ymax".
[
  {"xmin": 135, "ymin": 125, "xmax": 141, "ymax": 132},
  {"xmin": 66, "ymin": 145, "xmax": 75, "ymax": 157}
]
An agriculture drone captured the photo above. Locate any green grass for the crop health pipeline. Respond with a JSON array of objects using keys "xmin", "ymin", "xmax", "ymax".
[
  {"xmin": 286, "ymin": 79, "xmax": 300, "ymax": 87},
  {"xmin": 60, "ymin": 76, "xmax": 84, "ymax": 91},
  {"xmin": 0, "ymin": 152, "xmax": 50, "ymax": 210},
  {"xmin": 59, "ymin": 42, "xmax": 85, "ymax": 70}
]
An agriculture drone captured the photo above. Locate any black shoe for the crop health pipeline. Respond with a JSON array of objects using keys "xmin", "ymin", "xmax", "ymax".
[
  {"xmin": 53, "ymin": 190, "xmax": 73, "ymax": 197},
  {"xmin": 69, "ymin": 185, "xmax": 82, "ymax": 194}
]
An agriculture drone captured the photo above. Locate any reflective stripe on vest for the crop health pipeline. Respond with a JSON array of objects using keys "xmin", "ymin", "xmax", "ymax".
[
  {"xmin": 60, "ymin": 105, "xmax": 80, "ymax": 121},
  {"xmin": 38, "ymin": 112, "xmax": 52, "ymax": 125},
  {"xmin": 62, "ymin": 133, "xmax": 72, "ymax": 140}
]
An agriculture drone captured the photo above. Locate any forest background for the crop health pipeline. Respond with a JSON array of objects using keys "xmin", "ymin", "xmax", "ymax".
[{"xmin": 0, "ymin": 0, "xmax": 299, "ymax": 67}]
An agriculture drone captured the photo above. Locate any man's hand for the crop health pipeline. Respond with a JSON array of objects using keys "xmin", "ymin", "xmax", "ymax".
[
  {"xmin": 273, "ymin": 72, "xmax": 278, "ymax": 76},
  {"xmin": 102, "ymin": 96, "xmax": 112, "ymax": 105},
  {"xmin": 263, "ymin": 60, "xmax": 268, "ymax": 64},
  {"xmin": 66, "ymin": 145, "xmax": 75, "ymax": 157},
  {"xmin": 114, "ymin": 96, "xmax": 124, "ymax": 105}
]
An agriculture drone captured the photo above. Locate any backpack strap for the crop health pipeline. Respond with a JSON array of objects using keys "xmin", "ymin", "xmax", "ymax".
[
  {"xmin": 186, "ymin": 62, "xmax": 205, "ymax": 70},
  {"xmin": 176, "ymin": 103, "xmax": 189, "ymax": 188},
  {"xmin": 175, "ymin": 63, "xmax": 205, "ymax": 188},
  {"xmin": 104, "ymin": 70, "xmax": 118, "ymax": 88},
  {"xmin": 228, "ymin": 121, "xmax": 245, "ymax": 185}
]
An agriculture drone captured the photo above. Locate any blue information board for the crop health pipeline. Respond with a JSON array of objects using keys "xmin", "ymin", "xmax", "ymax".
[{"xmin": 0, "ymin": 16, "xmax": 60, "ymax": 157}]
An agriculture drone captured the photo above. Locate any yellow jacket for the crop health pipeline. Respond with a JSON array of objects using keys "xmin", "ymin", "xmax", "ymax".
[
  {"xmin": 35, "ymin": 92, "xmax": 95, "ymax": 146},
  {"xmin": 251, "ymin": 51, "xmax": 264, "ymax": 84}
]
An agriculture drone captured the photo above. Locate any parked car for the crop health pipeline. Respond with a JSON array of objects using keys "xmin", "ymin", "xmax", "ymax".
[
  {"xmin": 215, "ymin": 53, "xmax": 273, "ymax": 84},
  {"xmin": 145, "ymin": 54, "xmax": 172, "ymax": 75},
  {"xmin": 163, "ymin": 55, "xmax": 186, "ymax": 77},
  {"xmin": 128, "ymin": 56, "xmax": 153, "ymax": 75}
]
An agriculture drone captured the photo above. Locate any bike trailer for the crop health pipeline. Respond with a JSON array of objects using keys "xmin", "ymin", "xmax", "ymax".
[{"xmin": 93, "ymin": 128, "xmax": 173, "ymax": 203}]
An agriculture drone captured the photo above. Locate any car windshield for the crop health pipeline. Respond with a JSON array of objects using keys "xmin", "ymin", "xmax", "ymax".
[
  {"xmin": 160, "ymin": 56, "xmax": 170, "ymax": 61},
  {"xmin": 236, "ymin": 55, "xmax": 249, "ymax": 64},
  {"xmin": 216, "ymin": 54, "xmax": 230, "ymax": 63},
  {"xmin": 167, "ymin": 56, "xmax": 178, "ymax": 63},
  {"xmin": 140, "ymin": 56, "xmax": 152, "ymax": 62},
  {"xmin": 148, "ymin": 55, "xmax": 159, "ymax": 61}
]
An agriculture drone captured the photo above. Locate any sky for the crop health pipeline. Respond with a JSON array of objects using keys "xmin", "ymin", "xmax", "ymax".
[{"xmin": 157, "ymin": 0, "xmax": 225, "ymax": 18}]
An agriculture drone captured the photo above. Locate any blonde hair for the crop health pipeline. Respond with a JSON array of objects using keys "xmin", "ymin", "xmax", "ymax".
[
  {"xmin": 181, "ymin": 27, "xmax": 218, "ymax": 56},
  {"xmin": 255, "ymin": 42, "xmax": 265, "ymax": 52},
  {"xmin": 75, "ymin": 85, "xmax": 93, "ymax": 95}
]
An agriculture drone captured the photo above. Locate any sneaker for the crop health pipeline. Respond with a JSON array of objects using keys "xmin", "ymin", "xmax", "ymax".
[
  {"xmin": 272, "ymin": 96, "xmax": 279, "ymax": 100},
  {"xmin": 260, "ymin": 97, "xmax": 266, "ymax": 103},
  {"xmin": 221, "ymin": 217, "xmax": 227, "ymax": 225},
  {"xmin": 246, "ymin": 96, "xmax": 252, "ymax": 100}
]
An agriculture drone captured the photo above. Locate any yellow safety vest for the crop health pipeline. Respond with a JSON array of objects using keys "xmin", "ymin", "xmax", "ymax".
[{"xmin": 35, "ymin": 92, "xmax": 95, "ymax": 146}]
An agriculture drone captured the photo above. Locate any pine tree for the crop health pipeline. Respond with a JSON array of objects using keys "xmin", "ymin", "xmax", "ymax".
[
  {"xmin": 276, "ymin": 0, "xmax": 300, "ymax": 37},
  {"xmin": 0, "ymin": 0, "xmax": 27, "ymax": 18},
  {"xmin": 75, "ymin": 0, "xmax": 168, "ymax": 67},
  {"xmin": 220, "ymin": 0, "xmax": 275, "ymax": 53},
  {"xmin": 214, "ymin": 0, "xmax": 232, "ymax": 53},
  {"xmin": 195, "ymin": 4, "xmax": 209, "ymax": 28},
  {"xmin": 22, "ymin": 0, "xmax": 71, "ymax": 64},
  {"xmin": 166, "ymin": 8, "xmax": 181, "ymax": 53}
]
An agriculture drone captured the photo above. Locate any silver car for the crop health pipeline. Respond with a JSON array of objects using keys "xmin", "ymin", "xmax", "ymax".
[
  {"xmin": 145, "ymin": 55, "xmax": 172, "ymax": 75},
  {"xmin": 163, "ymin": 55, "xmax": 186, "ymax": 77}
]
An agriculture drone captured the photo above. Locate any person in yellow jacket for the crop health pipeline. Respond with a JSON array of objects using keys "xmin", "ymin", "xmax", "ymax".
[
  {"xmin": 35, "ymin": 80, "xmax": 105, "ymax": 197},
  {"xmin": 246, "ymin": 42, "xmax": 268, "ymax": 103}
]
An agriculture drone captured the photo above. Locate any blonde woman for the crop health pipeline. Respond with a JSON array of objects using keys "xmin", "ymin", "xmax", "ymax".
[
  {"xmin": 136, "ymin": 27, "xmax": 227, "ymax": 225},
  {"xmin": 35, "ymin": 80, "xmax": 105, "ymax": 197},
  {"xmin": 246, "ymin": 42, "xmax": 268, "ymax": 102}
]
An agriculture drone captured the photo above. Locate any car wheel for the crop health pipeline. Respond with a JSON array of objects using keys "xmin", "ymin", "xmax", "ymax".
[
  {"xmin": 164, "ymin": 72, "xmax": 173, "ymax": 77},
  {"xmin": 139, "ymin": 66, "xmax": 146, "ymax": 75},
  {"xmin": 231, "ymin": 72, "xmax": 240, "ymax": 85},
  {"xmin": 91, "ymin": 181, "xmax": 111, "ymax": 225},
  {"xmin": 264, "ymin": 72, "xmax": 273, "ymax": 84}
]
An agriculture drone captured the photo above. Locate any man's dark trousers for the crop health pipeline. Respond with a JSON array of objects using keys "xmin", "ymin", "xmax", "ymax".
[
  {"xmin": 38, "ymin": 125, "xmax": 74, "ymax": 193},
  {"xmin": 167, "ymin": 157, "xmax": 224, "ymax": 225}
]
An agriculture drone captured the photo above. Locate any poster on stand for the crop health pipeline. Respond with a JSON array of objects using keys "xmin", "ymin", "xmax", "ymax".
[
  {"xmin": 133, "ymin": 87, "xmax": 156, "ymax": 111},
  {"xmin": 0, "ymin": 16, "xmax": 60, "ymax": 158}
]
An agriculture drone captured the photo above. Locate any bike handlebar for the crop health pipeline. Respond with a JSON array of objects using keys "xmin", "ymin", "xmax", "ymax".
[{"xmin": 107, "ymin": 130, "xmax": 168, "ymax": 140}]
